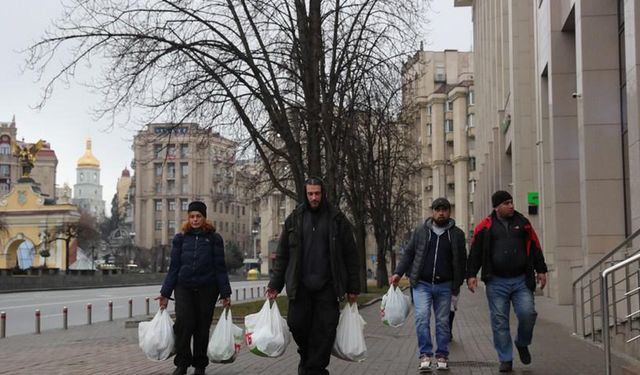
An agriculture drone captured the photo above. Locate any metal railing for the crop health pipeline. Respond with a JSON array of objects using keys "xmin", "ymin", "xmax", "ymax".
[
  {"xmin": 572, "ymin": 228, "xmax": 640, "ymax": 375},
  {"xmin": 602, "ymin": 252, "xmax": 640, "ymax": 374}
]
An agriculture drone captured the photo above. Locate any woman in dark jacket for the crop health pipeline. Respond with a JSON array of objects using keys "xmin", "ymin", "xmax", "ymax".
[{"xmin": 156, "ymin": 201, "xmax": 232, "ymax": 375}]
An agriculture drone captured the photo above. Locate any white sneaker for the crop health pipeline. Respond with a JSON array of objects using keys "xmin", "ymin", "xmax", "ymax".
[
  {"xmin": 436, "ymin": 357, "xmax": 449, "ymax": 371},
  {"xmin": 419, "ymin": 354, "xmax": 433, "ymax": 372}
]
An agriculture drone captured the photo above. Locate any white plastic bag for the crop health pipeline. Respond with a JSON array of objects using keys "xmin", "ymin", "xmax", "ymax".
[
  {"xmin": 138, "ymin": 309, "xmax": 175, "ymax": 361},
  {"xmin": 207, "ymin": 307, "xmax": 244, "ymax": 363},
  {"xmin": 332, "ymin": 303, "xmax": 367, "ymax": 362},
  {"xmin": 380, "ymin": 285, "xmax": 411, "ymax": 327},
  {"xmin": 244, "ymin": 299, "xmax": 290, "ymax": 357}
]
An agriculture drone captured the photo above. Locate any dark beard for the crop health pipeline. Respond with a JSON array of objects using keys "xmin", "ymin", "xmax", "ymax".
[{"xmin": 434, "ymin": 218, "xmax": 449, "ymax": 227}]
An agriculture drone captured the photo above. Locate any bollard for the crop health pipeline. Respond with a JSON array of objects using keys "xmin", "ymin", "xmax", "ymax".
[
  {"xmin": 63, "ymin": 306, "xmax": 68, "ymax": 330},
  {"xmin": 251, "ymin": 287, "xmax": 254, "ymax": 299},
  {"xmin": 87, "ymin": 303, "xmax": 92, "ymax": 325},
  {"xmin": 1, "ymin": 311, "xmax": 5, "ymax": 338},
  {"xmin": 145, "ymin": 297, "xmax": 150, "ymax": 316},
  {"xmin": 108, "ymin": 301, "xmax": 113, "ymax": 321},
  {"xmin": 243, "ymin": 288, "xmax": 246, "ymax": 300},
  {"xmin": 235, "ymin": 289, "xmax": 239, "ymax": 302},
  {"xmin": 35, "ymin": 309, "xmax": 41, "ymax": 334},
  {"xmin": 128, "ymin": 298, "xmax": 133, "ymax": 318}
]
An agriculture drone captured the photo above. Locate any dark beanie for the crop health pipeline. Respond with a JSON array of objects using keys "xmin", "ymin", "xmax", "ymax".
[
  {"xmin": 492, "ymin": 190, "xmax": 513, "ymax": 208},
  {"xmin": 187, "ymin": 201, "xmax": 207, "ymax": 217}
]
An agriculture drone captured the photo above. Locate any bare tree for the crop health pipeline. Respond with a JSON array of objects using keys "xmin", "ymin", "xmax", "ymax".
[
  {"xmin": 341, "ymin": 67, "xmax": 421, "ymax": 287},
  {"xmin": 27, "ymin": 0, "xmax": 427, "ymax": 201}
]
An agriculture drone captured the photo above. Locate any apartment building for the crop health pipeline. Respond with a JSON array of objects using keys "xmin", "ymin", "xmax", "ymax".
[
  {"xmin": 455, "ymin": 0, "xmax": 640, "ymax": 305},
  {"xmin": 132, "ymin": 123, "xmax": 254, "ymax": 252},
  {"xmin": 402, "ymin": 49, "xmax": 476, "ymax": 236}
]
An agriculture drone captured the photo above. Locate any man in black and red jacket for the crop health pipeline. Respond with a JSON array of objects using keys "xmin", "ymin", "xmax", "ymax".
[{"xmin": 466, "ymin": 190, "xmax": 547, "ymax": 373}]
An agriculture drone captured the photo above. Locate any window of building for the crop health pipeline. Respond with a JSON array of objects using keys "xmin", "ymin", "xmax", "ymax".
[
  {"xmin": 427, "ymin": 105, "xmax": 432, "ymax": 115},
  {"xmin": 180, "ymin": 163, "xmax": 189, "ymax": 177},
  {"xmin": 469, "ymin": 156, "xmax": 477, "ymax": 171},
  {"xmin": 168, "ymin": 220, "xmax": 176, "ymax": 233},
  {"xmin": 467, "ymin": 113, "xmax": 475, "ymax": 128},
  {"xmin": 79, "ymin": 172, "xmax": 84, "ymax": 181},
  {"xmin": 155, "ymin": 220, "xmax": 163, "ymax": 231},
  {"xmin": 0, "ymin": 164, "xmax": 10, "ymax": 178},
  {"xmin": 434, "ymin": 64, "xmax": 446, "ymax": 82},
  {"xmin": 180, "ymin": 144, "xmax": 189, "ymax": 158},
  {"xmin": 167, "ymin": 144, "xmax": 176, "ymax": 158},
  {"xmin": 181, "ymin": 181, "xmax": 189, "ymax": 194},
  {"xmin": 468, "ymin": 90, "xmax": 475, "ymax": 105},
  {"xmin": 469, "ymin": 179, "xmax": 476, "ymax": 194},
  {"xmin": 0, "ymin": 181, "xmax": 10, "ymax": 193},
  {"xmin": 155, "ymin": 183, "xmax": 162, "ymax": 193},
  {"xmin": 155, "ymin": 200, "xmax": 163, "ymax": 211},
  {"xmin": 167, "ymin": 180, "xmax": 175, "ymax": 193},
  {"xmin": 167, "ymin": 163, "xmax": 175, "ymax": 179},
  {"xmin": 181, "ymin": 199, "xmax": 189, "ymax": 211},
  {"xmin": 154, "ymin": 144, "xmax": 163, "ymax": 159},
  {"xmin": 445, "ymin": 119, "xmax": 454, "ymax": 133},
  {"xmin": 0, "ymin": 144, "xmax": 10, "ymax": 155},
  {"xmin": 242, "ymin": 206, "xmax": 246, "ymax": 216},
  {"xmin": 446, "ymin": 100, "xmax": 453, "ymax": 112},
  {"xmin": 426, "ymin": 124, "xmax": 432, "ymax": 136},
  {"xmin": 231, "ymin": 205, "xmax": 235, "ymax": 215},
  {"xmin": 155, "ymin": 163, "xmax": 163, "ymax": 177},
  {"xmin": 225, "ymin": 204, "xmax": 229, "ymax": 214},
  {"xmin": 168, "ymin": 199, "xmax": 176, "ymax": 211}
]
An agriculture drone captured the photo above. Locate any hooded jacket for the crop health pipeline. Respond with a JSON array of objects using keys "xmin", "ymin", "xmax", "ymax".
[
  {"xmin": 160, "ymin": 228, "xmax": 232, "ymax": 298},
  {"xmin": 268, "ymin": 187, "xmax": 360, "ymax": 300},
  {"xmin": 394, "ymin": 218, "xmax": 467, "ymax": 295},
  {"xmin": 466, "ymin": 210, "xmax": 547, "ymax": 291}
]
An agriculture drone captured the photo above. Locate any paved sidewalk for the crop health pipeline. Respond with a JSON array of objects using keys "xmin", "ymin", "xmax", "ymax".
[{"xmin": 0, "ymin": 287, "xmax": 635, "ymax": 374}]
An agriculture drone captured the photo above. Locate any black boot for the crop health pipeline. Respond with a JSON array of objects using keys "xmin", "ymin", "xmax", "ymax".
[{"xmin": 171, "ymin": 366, "xmax": 187, "ymax": 375}]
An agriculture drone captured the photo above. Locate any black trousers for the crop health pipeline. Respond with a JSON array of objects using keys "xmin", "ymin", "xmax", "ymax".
[
  {"xmin": 173, "ymin": 285, "xmax": 219, "ymax": 369},
  {"xmin": 287, "ymin": 284, "xmax": 339, "ymax": 375}
]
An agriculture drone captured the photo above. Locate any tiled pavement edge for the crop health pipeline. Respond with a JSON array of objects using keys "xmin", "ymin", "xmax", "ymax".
[{"xmin": 0, "ymin": 287, "xmax": 637, "ymax": 375}]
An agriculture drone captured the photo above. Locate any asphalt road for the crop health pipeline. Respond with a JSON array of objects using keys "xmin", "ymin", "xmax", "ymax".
[{"xmin": 0, "ymin": 280, "xmax": 269, "ymax": 337}]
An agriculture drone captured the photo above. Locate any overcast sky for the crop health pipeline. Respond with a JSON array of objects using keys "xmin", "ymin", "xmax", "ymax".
[{"xmin": 0, "ymin": 1, "xmax": 471, "ymax": 217}]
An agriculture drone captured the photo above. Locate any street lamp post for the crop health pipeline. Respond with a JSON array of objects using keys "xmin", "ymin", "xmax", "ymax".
[{"xmin": 251, "ymin": 228, "xmax": 259, "ymax": 260}]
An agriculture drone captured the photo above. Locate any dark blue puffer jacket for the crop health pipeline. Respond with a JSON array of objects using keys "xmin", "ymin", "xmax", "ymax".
[{"xmin": 160, "ymin": 228, "xmax": 232, "ymax": 298}]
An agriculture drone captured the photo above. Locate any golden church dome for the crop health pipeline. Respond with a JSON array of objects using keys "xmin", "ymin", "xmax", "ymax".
[{"xmin": 77, "ymin": 138, "xmax": 100, "ymax": 168}]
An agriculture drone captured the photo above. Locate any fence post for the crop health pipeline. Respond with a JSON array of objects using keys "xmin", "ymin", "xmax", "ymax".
[
  {"xmin": 108, "ymin": 301, "xmax": 113, "ymax": 321},
  {"xmin": 35, "ymin": 309, "xmax": 41, "ymax": 334},
  {"xmin": 87, "ymin": 303, "xmax": 92, "ymax": 325},
  {"xmin": 128, "ymin": 298, "xmax": 133, "ymax": 318},
  {"xmin": 63, "ymin": 306, "xmax": 68, "ymax": 330},
  {"xmin": 1, "ymin": 311, "xmax": 6, "ymax": 338}
]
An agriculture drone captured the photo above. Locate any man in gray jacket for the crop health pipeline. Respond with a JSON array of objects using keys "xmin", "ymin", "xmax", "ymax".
[{"xmin": 390, "ymin": 198, "xmax": 467, "ymax": 372}]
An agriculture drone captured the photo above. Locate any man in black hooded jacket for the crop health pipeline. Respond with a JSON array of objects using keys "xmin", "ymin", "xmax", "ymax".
[{"xmin": 266, "ymin": 176, "xmax": 360, "ymax": 375}]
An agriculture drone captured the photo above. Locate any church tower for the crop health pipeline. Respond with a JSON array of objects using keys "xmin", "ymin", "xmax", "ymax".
[{"xmin": 73, "ymin": 138, "xmax": 105, "ymax": 218}]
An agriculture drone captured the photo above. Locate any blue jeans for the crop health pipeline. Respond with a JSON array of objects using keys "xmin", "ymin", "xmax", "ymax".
[
  {"xmin": 412, "ymin": 280, "xmax": 452, "ymax": 358},
  {"xmin": 486, "ymin": 275, "xmax": 537, "ymax": 362}
]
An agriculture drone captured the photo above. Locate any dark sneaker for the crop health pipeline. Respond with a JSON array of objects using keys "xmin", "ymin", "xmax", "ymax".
[
  {"xmin": 516, "ymin": 345, "xmax": 531, "ymax": 365},
  {"xmin": 171, "ymin": 366, "xmax": 187, "ymax": 375},
  {"xmin": 499, "ymin": 361, "xmax": 513, "ymax": 372},
  {"xmin": 194, "ymin": 367, "xmax": 206, "ymax": 375}
]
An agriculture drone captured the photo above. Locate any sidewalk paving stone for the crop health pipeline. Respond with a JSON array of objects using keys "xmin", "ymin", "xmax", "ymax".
[{"xmin": 0, "ymin": 287, "xmax": 636, "ymax": 374}]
